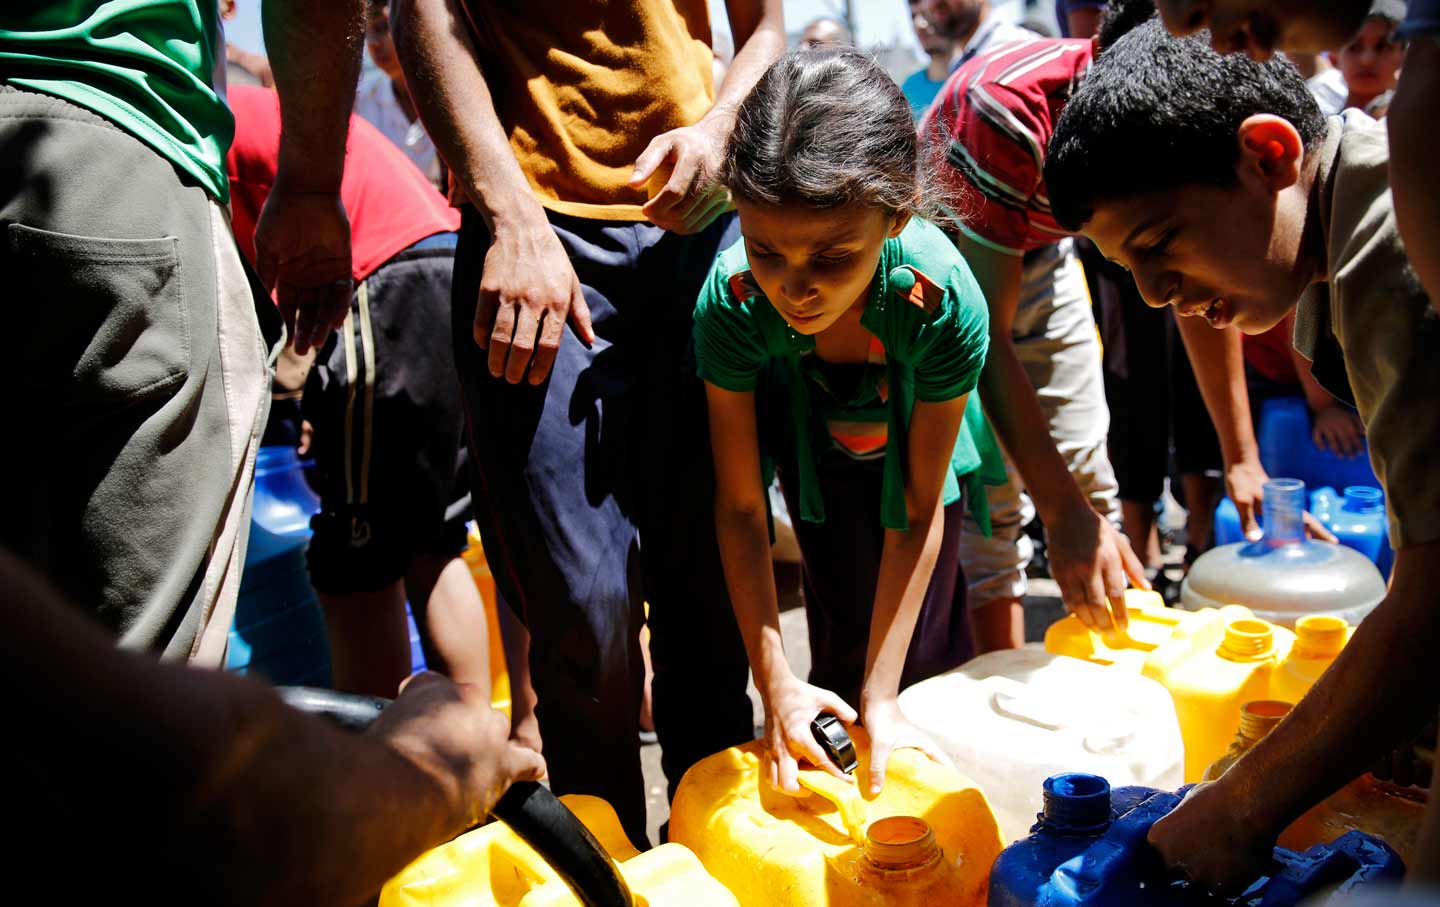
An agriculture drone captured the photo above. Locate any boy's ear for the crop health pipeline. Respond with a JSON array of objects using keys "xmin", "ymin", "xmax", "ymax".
[
  {"xmin": 889, "ymin": 209, "xmax": 914, "ymax": 238},
  {"xmin": 1236, "ymin": 115, "xmax": 1304, "ymax": 192}
]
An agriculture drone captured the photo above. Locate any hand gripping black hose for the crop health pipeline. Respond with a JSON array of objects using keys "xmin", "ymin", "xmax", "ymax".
[{"xmin": 277, "ymin": 686, "xmax": 635, "ymax": 907}]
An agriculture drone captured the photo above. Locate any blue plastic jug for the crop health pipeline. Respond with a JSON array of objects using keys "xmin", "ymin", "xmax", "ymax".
[
  {"xmin": 1258, "ymin": 397, "xmax": 1379, "ymax": 492},
  {"xmin": 1310, "ymin": 486, "xmax": 1393, "ymax": 578},
  {"xmin": 989, "ymin": 773, "xmax": 1405, "ymax": 907},
  {"xmin": 227, "ymin": 446, "xmax": 331, "ymax": 686}
]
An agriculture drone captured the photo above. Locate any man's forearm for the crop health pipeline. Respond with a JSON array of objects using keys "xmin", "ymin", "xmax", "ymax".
[
  {"xmin": 1174, "ymin": 315, "xmax": 1259, "ymax": 467},
  {"xmin": 4, "ymin": 551, "xmax": 461, "ymax": 905},
  {"xmin": 1217, "ymin": 543, "xmax": 1440, "ymax": 838},
  {"xmin": 708, "ymin": 0, "xmax": 786, "ymax": 128},
  {"xmin": 979, "ymin": 342, "xmax": 1092, "ymax": 523},
  {"xmin": 392, "ymin": 0, "xmax": 547, "ymax": 232},
  {"xmin": 262, "ymin": 0, "xmax": 365, "ymax": 192}
]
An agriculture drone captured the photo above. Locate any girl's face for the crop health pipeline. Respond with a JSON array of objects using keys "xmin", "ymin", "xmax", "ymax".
[
  {"xmin": 1337, "ymin": 20, "xmax": 1403, "ymax": 104},
  {"xmin": 734, "ymin": 200, "xmax": 909, "ymax": 336}
]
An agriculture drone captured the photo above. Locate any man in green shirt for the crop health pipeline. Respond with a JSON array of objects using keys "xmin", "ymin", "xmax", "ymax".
[{"xmin": 0, "ymin": 0, "xmax": 361, "ymax": 665}]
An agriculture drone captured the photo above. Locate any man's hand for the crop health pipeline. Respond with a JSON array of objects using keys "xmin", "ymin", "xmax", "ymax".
[
  {"xmin": 1226, "ymin": 458, "xmax": 1338, "ymax": 543},
  {"xmin": 1148, "ymin": 781, "xmax": 1276, "ymax": 895},
  {"xmin": 370, "ymin": 672, "xmax": 546, "ymax": 833},
  {"xmin": 629, "ymin": 118, "xmax": 733, "ymax": 235},
  {"xmin": 254, "ymin": 189, "xmax": 354, "ymax": 354},
  {"xmin": 476, "ymin": 219, "xmax": 595, "ymax": 385},
  {"xmin": 1311, "ymin": 404, "xmax": 1366, "ymax": 459},
  {"xmin": 1046, "ymin": 503, "xmax": 1147, "ymax": 633}
]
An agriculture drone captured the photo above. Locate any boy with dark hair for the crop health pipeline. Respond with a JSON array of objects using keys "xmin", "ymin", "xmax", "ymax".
[{"xmin": 1045, "ymin": 19, "xmax": 1440, "ymax": 890}]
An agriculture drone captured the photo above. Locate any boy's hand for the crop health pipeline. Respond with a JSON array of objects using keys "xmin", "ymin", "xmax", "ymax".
[
  {"xmin": 1226, "ymin": 459, "xmax": 1337, "ymax": 543},
  {"xmin": 1047, "ymin": 503, "xmax": 1146, "ymax": 634},
  {"xmin": 1147, "ymin": 780, "xmax": 1276, "ymax": 895},
  {"xmin": 1311, "ymin": 404, "xmax": 1366, "ymax": 459},
  {"xmin": 477, "ymin": 217, "xmax": 595, "ymax": 385},
  {"xmin": 860, "ymin": 697, "xmax": 954, "ymax": 799},
  {"xmin": 370, "ymin": 672, "xmax": 546, "ymax": 833},
  {"xmin": 629, "ymin": 117, "xmax": 733, "ymax": 235},
  {"xmin": 759, "ymin": 673, "xmax": 858, "ymax": 795}
]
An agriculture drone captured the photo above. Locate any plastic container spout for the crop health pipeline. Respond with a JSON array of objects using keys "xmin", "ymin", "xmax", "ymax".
[
  {"xmin": 1040, "ymin": 773, "xmax": 1112, "ymax": 835},
  {"xmin": 1294, "ymin": 615, "xmax": 1348, "ymax": 658},
  {"xmin": 1262, "ymin": 478, "xmax": 1307, "ymax": 548}
]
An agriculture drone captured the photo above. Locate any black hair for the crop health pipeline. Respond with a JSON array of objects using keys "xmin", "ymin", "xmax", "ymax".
[
  {"xmin": 721, "ymin": 49, "xmax": 931, "ymax": 217},
  {"xmin": 1095, "ymin": 0, "xmax": 1157, "ymax": 53},
  {"xmin": 1045, "ymin": 19, "xmax": 1326, "ymax": 232}
]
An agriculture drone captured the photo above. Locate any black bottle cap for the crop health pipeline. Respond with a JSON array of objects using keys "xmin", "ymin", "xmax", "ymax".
[{"xmin": 810, "ymin": 713, "xmax": 858, "ymax": 775}]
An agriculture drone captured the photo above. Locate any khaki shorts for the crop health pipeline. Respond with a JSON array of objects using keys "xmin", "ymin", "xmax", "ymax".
[{"xmin": 960, "ymin": 239, "xmax": 1120, "ymax": 610}]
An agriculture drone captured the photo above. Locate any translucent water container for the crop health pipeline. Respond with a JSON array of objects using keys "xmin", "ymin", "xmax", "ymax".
[
  {"xmin": 379, "ymin": 794, "xmax": 736, "ymax": 907},
  {"xmin": 1272, "ymin": 614, "xmax": 1352, "ymax": 704},
  {"xmin": 1043, "ymin": 589, "xmax": 1187, "ymax": 671},
  {"xmin": 226, "ymin": 445, "xmax": 330, "ymax": 686},
  {"xmin": 988, "ymin": 773, "xmax": 1405, "ymax": 906},
  {"xmin": 669, "ymin": 729, "xmax": 1003, "ymax": 907},
  {"xmin": 897, "ymin": 648, "xmax": 1183, "ymax": 842},
  {"xmin": 1182, "ymin": 479, "xmax": 1387, "ymax": 628}
]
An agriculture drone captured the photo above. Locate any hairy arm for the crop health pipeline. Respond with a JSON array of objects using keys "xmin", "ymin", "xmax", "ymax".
[
  {"xmin": 3, "ymin": 550, "xmax": 541, "ymax": 906},
  {"xmin": 1150, "ymin": 541, "xmax": 1440, "ymax": 890},
  {"xmin": 254, "ymin": 0, "xmax": 367, "ymax": 352},
  {"xmin": 391, "ymin": 0, "xmax": 592, "ymax": 383},
  {"xmin": 959, "ymin": 234, "xmax": 1143, "ymax": 629},
  {"xmin": 1176, "ymin": 316, "xmax": 1334, "ymax": 541}
]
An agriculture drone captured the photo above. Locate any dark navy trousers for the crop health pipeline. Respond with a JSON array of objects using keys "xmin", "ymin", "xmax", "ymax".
[{"xmin": 453, "ymin": 207, "xmax": 753, "ymax": 847}]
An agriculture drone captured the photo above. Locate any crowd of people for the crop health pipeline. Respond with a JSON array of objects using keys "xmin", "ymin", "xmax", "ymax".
[{"xmin": 2, "ymin": 0, "xmax": 1436, "ymax": 902}]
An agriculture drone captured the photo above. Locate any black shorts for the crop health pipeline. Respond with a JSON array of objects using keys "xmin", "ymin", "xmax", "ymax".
[{"xmin": 304, "ymin": 233, "xmax": 469, "ymax": 593}]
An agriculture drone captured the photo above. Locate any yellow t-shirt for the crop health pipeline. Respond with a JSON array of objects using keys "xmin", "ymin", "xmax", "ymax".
[{"xmin": 462, "ymin": 0, "xmax": 715, "ymax": 220}]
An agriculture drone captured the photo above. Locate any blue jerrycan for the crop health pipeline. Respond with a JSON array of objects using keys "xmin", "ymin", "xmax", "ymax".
[{"xmin": 989, "ymin": 773, "xmax": 1404, "ymax": 907}]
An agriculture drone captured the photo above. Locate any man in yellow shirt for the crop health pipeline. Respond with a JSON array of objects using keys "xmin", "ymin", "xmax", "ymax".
[{"xmin": 393, "ymin": 0, "xmax": 785, "ymax": 845}]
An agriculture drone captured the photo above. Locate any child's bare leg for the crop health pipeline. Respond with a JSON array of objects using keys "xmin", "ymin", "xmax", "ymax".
[
  {"xmin": 496, "ymin": 593, "xmax": 542, "ymax": 752},
  {"xmin": 405, "ymin": 552, "xmax": 492, "ymax": 698},
  {"xmin": 319, "ymin": 583, "xmax": 411, "ymax": 697}
]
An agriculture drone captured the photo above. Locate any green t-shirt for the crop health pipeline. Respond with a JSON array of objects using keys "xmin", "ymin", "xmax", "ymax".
[
  {"xmin": 0, "ymin": 1, "xmax": 233, "ymax": 202},
  {"xmin": 694, "ymin": 216, "xmax": 1006, "ymax": 534}
]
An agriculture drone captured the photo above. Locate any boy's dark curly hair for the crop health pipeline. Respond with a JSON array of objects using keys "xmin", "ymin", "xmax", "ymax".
[{"xmin": 1045, "ymin": 19, "xmax": 1326, "ymax": 233}]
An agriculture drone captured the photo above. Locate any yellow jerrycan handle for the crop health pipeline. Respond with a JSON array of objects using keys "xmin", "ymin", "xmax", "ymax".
[{"xmin": 795, "ymin": 714, "xmax": 868, "ymax": 844}]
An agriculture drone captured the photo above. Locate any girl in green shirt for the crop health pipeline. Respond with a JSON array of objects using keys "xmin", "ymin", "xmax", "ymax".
[{"xmin": 694, "ymin": 48, "xmax": 1004, "ymax": 798}]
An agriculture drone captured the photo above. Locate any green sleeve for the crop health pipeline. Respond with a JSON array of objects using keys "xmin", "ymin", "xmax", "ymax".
[
  {"xmin": 911, "ymin": 261, "xmax": 991, "ymax": 403},
  {"xmin": 693, "ymin": 259, "xmax": 768, "ymax": 392}
]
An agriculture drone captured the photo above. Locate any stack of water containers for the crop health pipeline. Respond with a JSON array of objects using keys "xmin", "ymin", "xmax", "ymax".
[
  {"xmin": 989, "ymin": 773, "xmax": 1404, "ymax": 905},
  {"xmin": 1213, "ymin": 397, "xmax": 1392, "ymax": 577}
]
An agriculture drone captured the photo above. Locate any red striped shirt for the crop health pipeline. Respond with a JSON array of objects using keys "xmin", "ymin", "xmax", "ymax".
[{"xmin": 921, "ymin": 38, "xmax": 1092, "ymax": 256}]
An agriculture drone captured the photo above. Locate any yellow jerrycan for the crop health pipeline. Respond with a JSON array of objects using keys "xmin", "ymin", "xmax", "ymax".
[
  {"xmin": 669, "ymin": 726, "xmax": 1004, "ymax": 907},
  {"xmin": 1043, "ymin": 589, "xmax": 1188, "ymax": 671},
  {"xmin": 1141, "ymin": 608, "xmax": 1296, "ymax": 782},
  {"xmin": 461, "ymin": 524, "xmax": 513, "ymax": 715},
  {"xmin": 1271, "ymin": 614, "xmax": 1353, "ymax": 704},
  {"xmin": 379, "ymin": 793, "xmax": 737, "ymax": 907}
]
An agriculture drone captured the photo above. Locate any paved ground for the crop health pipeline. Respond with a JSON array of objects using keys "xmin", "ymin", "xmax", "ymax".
[{"xmin": 638, "ymin": 577, "xmax": 1068, "ymax": 844}]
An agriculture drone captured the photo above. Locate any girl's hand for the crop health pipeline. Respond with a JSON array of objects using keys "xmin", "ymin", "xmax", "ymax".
[
  {"xmin": 760, "ymin": 674, "xmax": 858, "ymax": 795},
  {"xmin": 860, "ymin": 697, "xmax": 954, "ymax": 799}
]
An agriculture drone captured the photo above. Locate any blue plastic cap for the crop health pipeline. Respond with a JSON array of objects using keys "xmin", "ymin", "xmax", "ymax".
[{"xmin": 1041, "ymin": 773, "xmax": 1112, "ymax": 835}]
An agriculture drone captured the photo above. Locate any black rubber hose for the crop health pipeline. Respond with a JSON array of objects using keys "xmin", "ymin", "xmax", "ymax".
[{"xmin": 278, "ymin": 686, "xmax": 635, "ymax": 907}]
